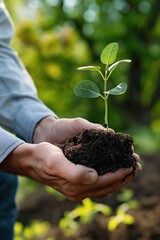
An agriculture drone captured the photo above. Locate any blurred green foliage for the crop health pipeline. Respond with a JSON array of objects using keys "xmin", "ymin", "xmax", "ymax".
[
  {"xmin": 5, "ymin": 0, "xmax": 160, "ymax": 134},
  {"xmin": 59, "ymin": 188, "xmax": 138, "ymax": 237},
  {"xmin": 59, "ymin": 197, "xmax": 112, "ymax": 236},
  {"xmin": 14, "ymin": 221, "xmax": 54, "ymax": 240}
]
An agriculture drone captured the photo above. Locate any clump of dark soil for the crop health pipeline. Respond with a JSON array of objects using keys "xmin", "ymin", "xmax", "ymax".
[{"xmin": 60, "ymin": 129, "xmax": 136, "ymax": 175}]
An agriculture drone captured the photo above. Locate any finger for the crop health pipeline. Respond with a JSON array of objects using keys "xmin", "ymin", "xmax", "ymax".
[
  {"xmin": 67, "ymin": 164, "xmax": 142, "ymax": 201},
  {"xmin": 133, "ymin": 153, "xmax": 140, "ymax": 162},
  {"xmin": 58, "ymin": 167, "xmax": 134, "ymax": 201},
  {"xmin": 107, "ymin": 128, "xmax": 115, "ymax": 133},
  {"xmin": 89, "ymin": 162, "xmax": 142, "ymax": 197},
  {"xmin": 95, "ymin": 167, "xmax": 133, "ymax": 188},
  {"xmin": 69, "ymin": 171, "xmax": 134, "ymax": 201},
  {"xmin": 85, "ymin": 167, "xmax": 133, "ymax": 193},
  {"xmin": 69, "ymin": 164, "xmax": 98, "ymax": 184},
  {"xmin": 135, "ymin": 162, "xmax": 142, "ymax": 172},
  {"xmin": 72, "ymin": 118, "xmax": 104, "ymax": 133},
  {"xmin": 131, "ymin": 146, "xmax": 134, "ymax": 153},
  {"xmin": 71, "ymin": 118, "xmax": 115, "ymax": 135},
  {"xmin": 67, "ymin": 167, "xmax": 133, "ymax": 199},
  {"xmin": 87, "ymin": 176, "xmax": 134, "ymax": 200},
  {"xmin": 52, "ymin": 152, "xmax": 98, "ymax": 185},
  {"xmin": 98, "ymin": 127, "xmax": 115, "ymax": 134}
]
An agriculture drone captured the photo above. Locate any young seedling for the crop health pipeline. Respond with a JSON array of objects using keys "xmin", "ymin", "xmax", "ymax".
[
  {"xmin": 74, "ymin": 42, "xmax": 131, "ymax": 130},
  {"xmin": 61, "ymin": 43, "xmax": 136, "ymax": 176}
]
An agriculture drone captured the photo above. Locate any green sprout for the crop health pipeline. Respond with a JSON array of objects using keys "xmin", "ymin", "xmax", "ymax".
[
  {"xmin": 74, "ymin": 42, "xmax": 131, "ymax": 129},
  {"xmin": 107, "ymin": 203, "xmax": 135, "ymax": 232},
  {"xmin": 59, "ymin": 198, "xmax": 112, "ymax": 237}
]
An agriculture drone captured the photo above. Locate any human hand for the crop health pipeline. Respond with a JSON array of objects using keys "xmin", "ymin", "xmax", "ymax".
[
  {"xmin": 33, "ymin": 116, "xmax": 106, "ymax": 144},
  {"xmin": 0, "ymin": 142, "xmax": 141, "ymax": 201},
  {"xmin": 32, "ymin": 116, "xmax": 142, "ymax": 199}
]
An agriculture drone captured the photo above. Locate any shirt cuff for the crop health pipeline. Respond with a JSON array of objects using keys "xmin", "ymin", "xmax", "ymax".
[
  {"xmin": 13, "ymin": 100, "xmax": 58, "ymax": 143},
  {"xmin": 0, "ymin": 128, "xmax": 24, "ymax": 163}
]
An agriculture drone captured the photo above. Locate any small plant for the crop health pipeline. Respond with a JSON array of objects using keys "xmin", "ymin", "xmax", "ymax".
[
  {"xmin": 59, "ymin": 198, "xmax": 112, "ymax": 237},
  {"xmin": 74, "ymin": 42, "xmax": 131, "ymax": 129},
  {"xmin": 14, "ymin": 221, "xmax": 52, "ymax": 240},
  {"xmin": 59, "ymin": 191, "xmax": 138, "ymax": 237},
  {"xmin": 107, "ymin": 203, "xmax": 135, "ymax": 232},
  {"xmin": 108, "ymin": 188, "xmax": 139, "ymax": 232}
]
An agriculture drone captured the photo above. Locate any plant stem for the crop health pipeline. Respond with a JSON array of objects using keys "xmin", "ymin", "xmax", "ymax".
[
  {"xmin": 104, "ymin": 94, "xmax": 109, "ymax": 130},
  {"xmin": 104, "ymin": 65, "xmax": 109, "ymax": 130}
]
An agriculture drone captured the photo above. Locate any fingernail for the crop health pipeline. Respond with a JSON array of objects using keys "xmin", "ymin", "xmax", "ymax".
[
  {"xmin": 85, "ymin": 171, "xmax": 98, "ymax": 184},
  {"xmin": 125, "ymin": 167, "xmax": 133, "ymax": 174},
  {"xmin": 136, "ymin": 162, "xmax": 142, "ymax": 172},
  {"xmin": 130, "ymin": 166, "xmax": 133, "ymax": 172}
]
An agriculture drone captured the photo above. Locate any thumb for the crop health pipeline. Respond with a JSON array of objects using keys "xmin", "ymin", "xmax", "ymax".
[
  {"xmin": 70, "ymin": 164, "xmax": 98, "ymax": 184},
  {"xmin": 55, "ymin": 153, "xmax": 98, "ymax": 184}
]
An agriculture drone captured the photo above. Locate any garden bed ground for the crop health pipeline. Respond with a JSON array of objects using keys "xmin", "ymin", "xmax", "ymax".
[{"xmin": 18, "ymin": 152, "xmax": 160, "ymax": 240}]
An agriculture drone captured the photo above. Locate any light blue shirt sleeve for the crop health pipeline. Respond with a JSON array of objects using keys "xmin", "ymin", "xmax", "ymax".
[
  {"xmin": 0, "ymin": 2, "xmax": 58, "ymax": 145},
  {"xmin": 0, "ymin": 127, "xmax": 24, "ymax": 163}
]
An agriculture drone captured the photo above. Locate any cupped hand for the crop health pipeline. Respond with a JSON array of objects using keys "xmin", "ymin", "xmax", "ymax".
[
  {"xmin": 0, "ymin": 141, "xmax": 141, "ymax": 201},
  {"xmin": 31, "ymin": 116, "xmax": 142, "ymax": 200},
  {"xmin": 33, "ymin": 117, "xmax": 108, "ymax": 144}
]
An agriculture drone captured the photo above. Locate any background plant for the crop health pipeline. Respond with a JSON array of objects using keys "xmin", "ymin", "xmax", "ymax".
[
  {"xmin": 59, "ymin": 189, "xmax": 139, "ymax": 237},
  {"xmin": 59, "ymin": 198, "xmax": 112, "ymax": 237},
  {"xmin": 14, "ymin": 221, "xmax": 53, "ymax": 240},
  {"xmin": 108, "ymin": 188, "xmax": 139, "ymax": 232}
]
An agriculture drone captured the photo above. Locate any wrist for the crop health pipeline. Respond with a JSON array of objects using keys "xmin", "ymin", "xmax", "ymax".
[
  {"xmin": 0, "ymin": 143, "xmax": 33, "ymax": 175},
  {"xmin": 33, "ymin": 116, "xmax": 57, "ymax": 143}
]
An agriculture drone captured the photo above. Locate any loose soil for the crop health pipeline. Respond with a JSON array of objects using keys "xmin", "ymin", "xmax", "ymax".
[{"xmin": 60, "ymin": 128, "xmax": 136, "ymax": 175}]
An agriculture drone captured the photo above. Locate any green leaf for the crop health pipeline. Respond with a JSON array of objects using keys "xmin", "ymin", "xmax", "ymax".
[
  {"xmin": 77, "ymin": 66, "xmax": 101, "ymax": 72},
  {"xmin": 124, "ymin": 214, "xmax": 135, "ymax": 225},
  {"xmin": 104, "ymin": 82, "xmax": 127, "ymax": 95},
  {"xmin": 108, "ymin": 216, "xmax": 121, "ymax": 232},
  {"xmin": 100, "ymin": 42, "xmax": 119, "ymax": 65},
  {"xmin": 108, "ymin": 59, "xmax": 132, "ymax": 72},
  {"xmin": 74, "ymin": 80, "xmax": 100, "ymax": 98}
]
